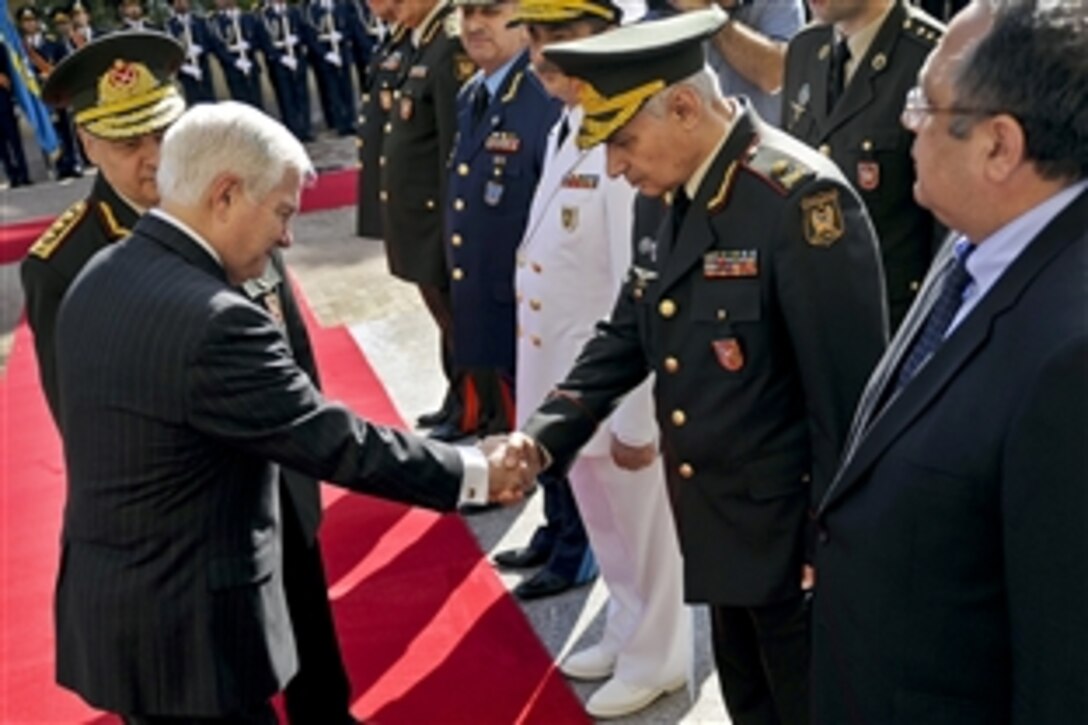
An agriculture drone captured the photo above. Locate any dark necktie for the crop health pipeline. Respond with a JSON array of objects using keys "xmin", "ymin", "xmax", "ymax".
[
  {"xmin": 555, "ymin": 116, "xmax": 570, "ymax": 153},
  {"xmin": 472, "ymin": 85, "xmax": 490, "ymax": 127},
  {"xmin": 827, "ymin": 37, "xmax": 851, "ymax": 111},
  {"xmin": 895, "ymin": 244, "xmax": 976, "ymax": 390},
  {"xmin": 671, "ymin": 187, "xmax": 691, "ymax": 241}
]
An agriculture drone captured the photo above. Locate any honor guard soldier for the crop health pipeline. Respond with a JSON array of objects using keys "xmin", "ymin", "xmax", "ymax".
[
  {"xmin": 166, "ymin": 0, "xmax": 217, "ymax": 104},
  {"xmin": 259, "ymin": 0, "xmax": 314, "ymax": 141},
  {"xmin": 508, "ymin": 8, "xmax": 887, "ymax": 723},
  {"xmin": 783, "ymin": 0, "xmax": 944, "ymax": 330},
  {"xmin": 345, "ymin": 0, "xmax": 376, "ymax": 89},
  {"xmin": 493, "ymin": 0, "xmax": 692, "ymax": 717},
  {"xmin": 354, "ymin": 0, "xmax": 406, "ymax": 237},
  {"xmin": 21, "ymin": 32, "xmax": 186, "ymax": 425},
  {"xmin": 117, "ymin": 0, "xmax": 159, "ymax": 31},
  {"xmin": 209, "ymin": 0, "xmax": 266, "ymax": 109},
  {"xmin": 0, "ymin": 38, "xmax": 32, "ymax": 187},
  {"xmin": 16, "ymin": 5, "xmax": 82, "ymax": 180},
  {"xmin": 379, "ymin": 0, "xmax": 476, "ymax": 434},
  {"xmin": 306, "ymin": 0, "xmax": 358, "ymax": 135},
  {"xmin": 442, "ymin": 0, "xmax": 559, "ymax": 440}
]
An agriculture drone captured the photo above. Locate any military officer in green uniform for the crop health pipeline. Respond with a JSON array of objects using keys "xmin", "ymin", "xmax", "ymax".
[
  {"xmin": 379, "ymin": 0, "xmax": 476, "ymax": 430},
  {"xmin": 782, "ymin": 0, "xmax": 944, "ymax": 330},
  {"xmin": 21, "ymin": 32, "xmax": 186, "ymax": 425},
  {"xmin": 503, "ymin": 8, "xmax": 888, "ymax": 723},
  {"xmin": 354, "ymin": 0, "xmax": 407, "ymax": 238}
]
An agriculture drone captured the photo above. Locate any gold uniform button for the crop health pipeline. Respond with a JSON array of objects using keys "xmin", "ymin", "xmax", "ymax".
[
  {"xmin": 531, "ymin": 335, "xmax": 542, "ymax": 347},
  {"xmin": 818, "ymin": 144, "xmax": 832, "ymax": 157},
  {"xmin": 531, "ymin": 262, "xmax": 543, "ymax": 274},
  {"xmin": 671, "ymin": 409, "xmax": 686, "ymax": 427},
  {"xmin": 717, "ymin": 309, "xmax": 728, "ymax": 321},
  {"xmin": 633, "ymin": 288, "xmax": 644, "ymax": 300},
  {"xmin": 379, "ymin": 156, "xmax": 386, "ymax": 167},
  {"xmin": 659, "ymin": 299, "xmax": 677, "ymax": 318},
  {"xmin": 451, "ymin": 233, "xmax": 463, "ymax": 247},
  {"xmin": 664, "ymin": 356, "xmax": 680, "ymax": 373},
  {"xmin": 678, "ymin": 463, "xmax": 694, "ymax": 479},
  {"xmin": 379, "ymin": 190, "xmax": 389, "ymax": 202},
  {"xmin": 384, "ymin": 122, "xmax": 392, "ymax": 133},
  {"xmin": 458, "ymin": 163, "xmax": 469, "ymax": 176},
  {"xmin": 909, "ymin": 280, "xmax": 921, "ymax": 292},
  {"xmin": 454, "ymin": 198, "xmax": 465, "ymax": 211},
  {"xmin": 862, "ymin": 139, "xmax": 873, "ymax": 152},
  {"xmin": 425, "ymin": 199, "xmax": 435, "ymax": 210},
  {"xmin": 362, "ymin": 93, "xmax": 370, "ymax": 102},
  {"xmin": 529, "ymin": 299, "xmax": 542, "ymax": 311},
  {"xmin": 452, "ymin": 267, "xmax": 464, "ymax": 281},
  {"xmin": 516, "ymin": 291, "xmax": 523, "ymax": 303}
]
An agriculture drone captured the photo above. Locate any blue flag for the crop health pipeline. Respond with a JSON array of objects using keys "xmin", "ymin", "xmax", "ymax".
[{"xmin": 0, "ymin": 0, "xmax": 59, "ymax": 156}]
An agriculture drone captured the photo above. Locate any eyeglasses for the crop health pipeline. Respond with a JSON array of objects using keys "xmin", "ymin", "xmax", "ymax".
[{"xmin": 901, "ymin": 86, "xmax": 998, "ymax": 131}]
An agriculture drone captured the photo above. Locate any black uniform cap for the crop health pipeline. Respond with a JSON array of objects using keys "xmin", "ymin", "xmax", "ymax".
[
  {"xmin": 42, "ymin": 31, "xmax": 186, "ymax": 139},
  {"xmin": 542, "ymin": 6, "xmax": 726, "ymax": 148}
]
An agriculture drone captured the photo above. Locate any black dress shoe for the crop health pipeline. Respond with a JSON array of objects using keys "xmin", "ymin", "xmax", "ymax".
[
  {"xmin": 493, "ymin": 546, "xmax": 550, "ymax": 569},
  {"xmin": 427, "ymin": 421, "xmax": 470, "ymax": 442},
  {"xmin": 514, "ymin": 569, "xmax": 590, "ymax": 601},
  {"xmin": 416, "ymin": 408, "xmax": 450, "ymax": 428}
]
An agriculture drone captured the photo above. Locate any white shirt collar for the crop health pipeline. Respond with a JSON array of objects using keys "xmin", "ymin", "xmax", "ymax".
[{"xmin": 149, "ymin": 208, "xmax": 223, "ymax": 266}]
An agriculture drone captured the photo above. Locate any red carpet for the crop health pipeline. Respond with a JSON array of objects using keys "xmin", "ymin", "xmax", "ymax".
[
  {"xmin": 0, "ymin": 169, "xmax": 359, "ymax": 265},
  {"xmin": 0, "ymin": 283, "xmax": 587, "ymax": 723}
]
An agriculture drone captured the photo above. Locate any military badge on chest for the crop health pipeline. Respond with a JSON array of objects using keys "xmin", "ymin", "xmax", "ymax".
[
  {"xmin": 704, "ymin": 250, "xmax": 758, "ymax": 278},
  {"xmin": 802, "ymin": 189, "xmax": 845, "ymax": 247},
  {"xmin": 400, "ymin": 95, "xmax": 413, "ymax": 120},
  {"xmin": 561, "ymin": 205, "xmax": 578, "ymax": 232},
  {"xmin": 712, "ymin": 337, "xmax": 745, "ymax": 372},
  {"xmin": 789, "ymin": 82, "xmax": 810, "ymax": 128},
  {"xmin": 857, "ymin": 161, "xmax": 880, "ymax": 191}
]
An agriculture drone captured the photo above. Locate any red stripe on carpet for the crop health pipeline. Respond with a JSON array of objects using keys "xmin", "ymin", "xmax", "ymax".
[
  {"xmin": 0, "ymin": 281, "xmax": 586, "ymax": 723},
  {"xmin": 0, "ymin": 169, "xmax": 358, "ymax": 265}
]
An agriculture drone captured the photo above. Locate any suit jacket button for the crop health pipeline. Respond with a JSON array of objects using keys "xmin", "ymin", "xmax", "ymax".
[
  {"xmin": 659, "ymin": 299, "xmax": 677, "ymax": 318},
  {"xmin": 678, "ymin": 463, "xmax": 694, "ymax": 479}
]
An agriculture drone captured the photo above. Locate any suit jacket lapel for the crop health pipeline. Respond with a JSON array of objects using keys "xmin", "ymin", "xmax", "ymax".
[
  {"xmin": 823, "ymin": 2, "xmax": 906, "ymax": 137},
  {"xmin": 654, "ymin": 111, "xmax": 757, "ymax": 296},
  {"xmin": 822, "ymin": 188, "xmax": 1088, "ymax": 512}
]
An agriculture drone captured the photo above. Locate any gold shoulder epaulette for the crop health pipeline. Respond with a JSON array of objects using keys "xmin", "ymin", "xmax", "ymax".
[
  {"xmin": 97, "ymin": 201, "xmax": 131, "ymax": 240},
  {"xmin": 28, "ymin": 200, "xmax": 88, "ymax": 260},
  {"xmin": 742, "ymin": 143, "xmax": 813, "ymax": 196},
  {"xmin": 902, "ymin": 9, "xmax": 945, "ymax": 45},
  {"xmin": 707, "ymin": 160, "xmax": 740, "ymax": 214}
]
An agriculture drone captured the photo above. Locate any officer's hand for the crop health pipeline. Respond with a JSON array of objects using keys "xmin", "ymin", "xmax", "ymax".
[
  {"xmin": 480, "ymin": 433, "xmax": 541, "ymax": 504},
  {"xmin": 610, "ymin": 434, "xmax": 657, "ymax": 471}
]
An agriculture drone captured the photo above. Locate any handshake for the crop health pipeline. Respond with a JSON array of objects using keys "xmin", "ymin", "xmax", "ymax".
[{"xmin": 479, "ymin": 432, "xmax": 544, "ymax": 505}]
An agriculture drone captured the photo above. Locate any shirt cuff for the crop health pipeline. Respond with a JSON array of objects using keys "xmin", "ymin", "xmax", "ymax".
[{"xmin": 457, "ymin": 445, "xmax": 490, "ymax": 506}]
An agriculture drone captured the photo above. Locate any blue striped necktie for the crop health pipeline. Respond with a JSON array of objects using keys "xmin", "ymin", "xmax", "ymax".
[{"xmin": 895, "ymin": 243, "xmax": 976, "ymax": 390}]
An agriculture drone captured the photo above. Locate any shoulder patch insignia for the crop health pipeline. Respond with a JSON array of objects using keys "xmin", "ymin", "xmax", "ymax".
[
  {"xmin": 743, "ymin": 142, "xmax": 814, "ymax": 196},
  {"xmin": 801, "ymin": 188, "xmax": 845, "ymax": 247},
  {"xmin": 454, "ymin": 52, "xmax": 476, "ymax": 83},
  {"xmin": 28, "ymin": 200, "xmax": 88, "ymax": 260}
]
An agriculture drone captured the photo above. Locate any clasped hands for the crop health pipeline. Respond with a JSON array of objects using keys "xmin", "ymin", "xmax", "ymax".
[{"xmin": 479, "ymin": 432, "xmax": 543, "ymax": 505}]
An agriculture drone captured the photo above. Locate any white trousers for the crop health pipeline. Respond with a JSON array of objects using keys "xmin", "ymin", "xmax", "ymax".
[{"xmin": 569, "ymin": 453, "xmax": 691, "ymax": 688}]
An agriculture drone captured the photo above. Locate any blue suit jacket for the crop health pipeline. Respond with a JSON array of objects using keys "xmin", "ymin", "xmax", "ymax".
[
  {"xmin": 54, "ymin": 214, "xmax": 464, "ymax": 716},
  {"xmin": 445, "ymin": 51, "xmax": 559, "ymax": 373},
  {"xmin": 813, "ymin": 188, "xmax": 1088, "ymax": 724}
]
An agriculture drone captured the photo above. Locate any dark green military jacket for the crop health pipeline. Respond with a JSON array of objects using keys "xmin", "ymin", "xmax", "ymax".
[
  {"xmin": 21, "ymin": 175, "xmax": 140, "ymax": 425},
  {"xmin": 782, "ymin": 1, "xmax": 944, "ymax": 330},
  {"xmin": 524, "ymin": 107, "xmax": 888, "ymax": 606}
]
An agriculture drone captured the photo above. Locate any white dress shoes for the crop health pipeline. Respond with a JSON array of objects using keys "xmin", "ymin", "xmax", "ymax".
[
  {"xmin": 585, "ymin": 675, "xmax": 687, "ymax": 719},
  {"xmin": 558, "ymin": 645, "xmax": 616, "ymax": 681}
]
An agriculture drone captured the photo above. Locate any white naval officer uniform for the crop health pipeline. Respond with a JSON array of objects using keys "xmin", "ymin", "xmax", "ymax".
[{"xmin": 515, "ymin": 104, "xmax": 690, "ymax": 689}]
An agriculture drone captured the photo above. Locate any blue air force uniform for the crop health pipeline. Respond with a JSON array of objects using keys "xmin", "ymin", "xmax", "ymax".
[
  {"xmin": 165, "ymin": 11, "xmax": 216, "ymax": 103},
  {"xmin": 259, "ymin": 1, "xmax": 312, "ymax": 140},
  {"xmin": 209, "ymin": 7, "xmax": 265, "ymax": 109},
  {"xmin": 305, "ymin": 0, "xmax": 357, "ymax": 135},
  {"xmin": 445, "ymin": 50, "xmax": 560, "ymax": 432}
]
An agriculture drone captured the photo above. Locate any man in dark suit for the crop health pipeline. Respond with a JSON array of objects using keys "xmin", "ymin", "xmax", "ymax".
[
  {"xmin": 783, "ymin": 0, "xmax": 943, "ymax": 331},
  {"xmin": 812, "ymin": 2, "xmax": 1087, "ymax": 722},
  {"xmin": 52, "ymin": 100, "xmax": 530, "ymax": 723},
  {"xmin": 442, "ymin": 0, "xmax": 560, "ymax": 440},
  {"xmin": 500, "ymin": 8, "xmax": 887, "ymax": 723},
  {"xmin": 354, "ymin": 0, "xmax": 405, "ymax": 237},
  {"xmin": 379, "ymin": 0, "xmax": 475, "ymax": 433}
]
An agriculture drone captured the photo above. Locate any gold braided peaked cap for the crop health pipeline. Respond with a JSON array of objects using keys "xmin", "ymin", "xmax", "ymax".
[
  {"xmin": 42, "ymin": 31, "xmax": 185, "ymax": 140},
  {"xmin": 510, "ymin": 0, "xmax": 621, "ymax": 25},
  {"xmin": 542, "ymin": 6, "xmax": 727, "ymax": 148}
]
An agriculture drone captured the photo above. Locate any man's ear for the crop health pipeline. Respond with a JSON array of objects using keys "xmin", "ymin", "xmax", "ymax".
[
  {"xmin": 668, "ymin": 85, "xmax": 701, "ymax": 130},
  {"xmin": 982, "ymin": 113, "xmax": 1027, "ymax": 184},
  {"xmin": 208, "ymin": 173, "xmax": 241, "ymax": 219}
]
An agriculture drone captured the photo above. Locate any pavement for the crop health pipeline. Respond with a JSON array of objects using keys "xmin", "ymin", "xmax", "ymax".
[{"xmin": 0, "ymin": 134, "xmax": 732, "ymax": 723}]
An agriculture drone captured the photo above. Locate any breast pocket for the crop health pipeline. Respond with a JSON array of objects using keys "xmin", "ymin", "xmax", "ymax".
[{"xmin": 693, "ymin": 279, "xmax": 761, "ymax": 375}]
